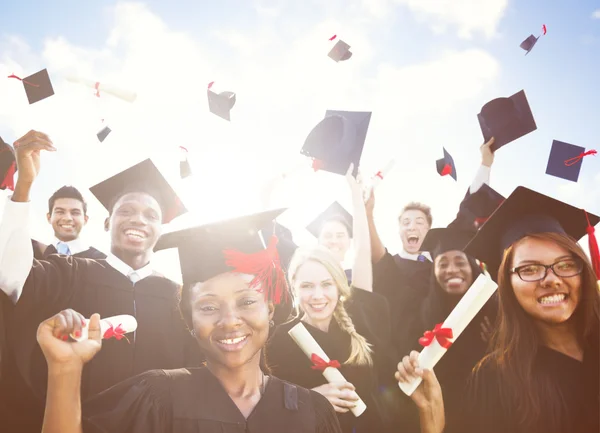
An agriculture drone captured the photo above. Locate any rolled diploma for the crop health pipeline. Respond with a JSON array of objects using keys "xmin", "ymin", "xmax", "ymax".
[
  {"xmin": 70, "ymin": 315, "xmax": 138, "ymax": 342},
  {"xmin": 371, "ymin": 159, "xmax": 396, "ymax": 190},
  {"xmin": 399, "ymin": 274, "xmax": 498, "ymax": 396},
  {"xmin": 288, "ymin": 322, "xmax": 367, "ymax": 417},
  {"xmin": 65, "ymin": 75, "xmax": 137, "ymax": 103}
]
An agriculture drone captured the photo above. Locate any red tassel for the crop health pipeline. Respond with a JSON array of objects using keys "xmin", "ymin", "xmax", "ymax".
[
  {"xmin": 8, "ymin": 74, "xmax": 40, "ymax": 88},
  {"xmin": 312, "ymin": 158, "xmax": 324, "ymax": 172},
  {"xmin": 584, "ymin": 211, "xmax": 600, "ymax": 280},
  {"xmin": 0, "ymin": 162, "xmax": 16, "ymax": 191},
  {"xmin": 564, "ymin": 149, "xmax": 596, "ymax": 167},
  {"xmin": 223, "ymin": 235, "xmax": 288, "ymax": 305},
  {"xmin": 441, "ymin": 164, "xmax": 452, "ymax": 176},
  {"xmin": 329, "ymin": 35, "xmax": 337, "ymax": 41}
]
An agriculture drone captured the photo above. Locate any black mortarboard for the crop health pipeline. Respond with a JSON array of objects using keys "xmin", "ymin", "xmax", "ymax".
[
  {"xmin": 208, "ymin": 89, "xmax": 236, "ymax": 121},
  {"xmin": 477, "ymin": 90, "xmax": 537, "ymax": 152},
  {"xmin": 260, "ymin": 220, "xmax": 298, "ymax": 270},
  {"xmin": 155, "ymin": 209, "xmax": 292, "ymax": 323},
  {"xmin": 306, "ymin": 201, "xmax": 353, "ymax": 238},
  {"xmin": 420, "ymin": 227, "xmax": 476, "ymax": 259},
  {"xmin": 89, "ymin": 158, "xmax": 186, "ymax": 224},
  {"xmin": 464, "ymin": 186, "xmax": 600, "ymax": 278},
  {"xmin": 97, "ymin": 126, "xmax": 111, "ymax": 143},
  {"xmin": 520, "ymin": 35, "xmax": 539, "ymax": 55},
  {"xmin": 13, "ymin": 69, "xmax": 55, "ymax": 105},
  {"xmin": 0, "ymin": 137, "xmax": 17, "ymax": 191},
  {"xmin": 545, "ymin": 140, "xmax": 589, "ymax": 183},
  {"xmin": 328, "ymin": 39, "xmax": 352, "ymax": 62},
  {"xmin": 301, "ymin": 110, "xmax": 371, "ymax": 177},
  {"xmin": 452, "ymin": 184, "xmax": 505, "ymax": 230},
  {"xmin": 436, "ymin": 147, "xmax": 457, "ymax": 181}
]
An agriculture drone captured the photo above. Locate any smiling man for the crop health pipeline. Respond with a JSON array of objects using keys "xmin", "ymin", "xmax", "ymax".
[
  {"xmin": 0, "ymin": 130, "xmax": 200, "ymax": 433},
  {"xmin": 31, "ymin": 186, "xmax": 106, "ymax": 259}
]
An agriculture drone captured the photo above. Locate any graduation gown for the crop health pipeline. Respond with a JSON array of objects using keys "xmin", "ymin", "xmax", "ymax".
[
  {"xmin": 32, "ymin": 239, "xmax": 107, "ymax": 260},
  {"xmin": 82, "ymin": 367, "xmax": 342, "ymax": 433},
  {"xmin": 0, "ymin": 255, "xmax": 201, "ymax": 433},
  {"xmin": 266, "ymin": 289, "xmax": 402, "ymax": 433},
  {"xmin": 454, "ymin": 344, "xmax": 600, "ymax": 433}
]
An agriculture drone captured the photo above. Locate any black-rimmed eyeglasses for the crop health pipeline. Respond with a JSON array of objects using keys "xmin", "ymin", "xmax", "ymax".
[{"xmin": 510, "ymin": 258, "xmax": 584, "ymax": 282}]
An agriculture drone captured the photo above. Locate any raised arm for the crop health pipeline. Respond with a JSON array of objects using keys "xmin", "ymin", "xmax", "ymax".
[
  {"xmin": 346, "ymin": 165, "xmax": 372, "ymax": 292},
  {"xmin": 0, "ymin": 131, "xmax": 55, "ymax": 303},
  {"xmin": 469, "ymin": 137, "xmax": 495, "ymax": 194},
  {"xmin": 364, "ymin": 188, "xmax": 386, "ymax": 264}
]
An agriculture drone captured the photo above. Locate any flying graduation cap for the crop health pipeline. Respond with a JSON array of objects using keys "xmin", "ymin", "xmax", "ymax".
[
  {"xmin": 545, "ymin": 140, "xmax": 597, "ymax": 183},
  {"xmin": 97, "ymin": 126, "xmax": 112, "ymax": 143},
  {"xmin": 207, "ymin": 81, "xmax": 236, "ymax": 121},
  {"xmin": 477, "ymin": 90, "xmax": 537, "ymax": 152},
  {"xmin": 328, "ymin": 35, "xmax": 352, "ymax": 62},
  {"xmin": 8, "ymin": 68, "xmax": 55, "ymax": 104},
  {"xmin": 436, "ymin": 148, "xmax": 457, "ymax": 181},
  {"xmin": 306, "ymin": 201, "xmax": 353, "ymax": 239},
  {"xmin": 520, "ymin": 24, "xmax": 547, "ymax": 55},
  {"xmin": 301, "ymin": 110, "xmax": 371, "ymax": 177},
  {"xmin": 179, "ymin": 146, "xmax": 192, "ymax": 179},
  {"xmin": 0, "ymin": 137, "xmax": 17, "ymax": 191}
]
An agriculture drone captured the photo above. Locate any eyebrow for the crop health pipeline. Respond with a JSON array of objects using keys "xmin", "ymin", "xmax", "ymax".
[
  {"xmin": 196, "ymin": 287, "xmax": 254, "ymax": 298},
  {"xmin": 515, "ymin": 255, "xmax": 573, "ymax": 265}
]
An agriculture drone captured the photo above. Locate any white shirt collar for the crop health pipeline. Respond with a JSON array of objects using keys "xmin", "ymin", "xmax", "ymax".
[
  {"xmin": 105, "ymin": 253, "xmax": 154, "ymax": 282},
  {"xmin": 398, "ymin": 249, "xmax": 432, "ymax": 262},
  {"xmin": 53, "ymin": 237, "xmax": 89, "ymax": 255}
]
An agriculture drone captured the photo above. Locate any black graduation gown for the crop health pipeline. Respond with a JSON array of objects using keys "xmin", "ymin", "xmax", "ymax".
[
  {"xmin": 266, "ymin": 289, "xmax": 402, "ymax": 433},
  {"xmin": 0, "ymin": 255, "xmax": 202, "ymax": 433},
  {"xmin": 82, "ymin": 367, "xmax": 342, "ymax": 433},
  {"xmin": 32, "ymin": 239, "xmax": 107, "ymax": 260},
  {"xmin": 454, "ymin": 344, "xmax": 600, "ymax": 433}
]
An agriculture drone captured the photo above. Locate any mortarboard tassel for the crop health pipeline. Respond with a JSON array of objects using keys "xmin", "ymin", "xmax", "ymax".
[
  {"xmin": 584, "ymin": 210, "xmax": 600, "ymax": 282},
  {"xmin": 7, "ymin": 74, "xmax": 40, "ymax": 88},
  {"xmin": 440, "ymin": 164, "xmax": 452, "ymax": 177},
  {"xmin": 564, "ymin": 149, "xmax": 597, "ymax": 167},
  {"xmin": 0, "ymin": 161, "xmax": 16, "ymax": 191},
  {"xmin": 312, "ymin": 158, "xmax": 324, "ymax": 172},
  {"xmin": 223, "ymin": 235, "xmax": 288, "ymax": 305}
]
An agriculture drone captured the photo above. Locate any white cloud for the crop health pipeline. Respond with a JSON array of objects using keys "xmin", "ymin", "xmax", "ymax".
[
  {"xmin": 592, "ymin": 9, "xmax": 600, "ymax": 19},
  {"xmin": 393, "ymin": 0, "xmax": 509, "ymax": 39},
  {"xmin": 0, "ymin": 1, "xmax": 502, "ymax": 281}
]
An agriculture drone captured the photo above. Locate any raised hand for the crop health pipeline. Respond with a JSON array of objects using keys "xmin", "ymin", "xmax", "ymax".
[
  {"xmin": 345, "ymin": 163, "xmax": 364, "ymax": 198},
  {"xmin": 395, "ymin": 351, "xmax": 444, "ymax": 411},
  {"xmin": 312, "ymin": 381, "xmax": 359, "ymax": 413},
  {"xmin": 13, "ymin": 130, "xmax": 55, "ymax": 184},
  {"xmin": 37, "ymin": 310, "xmax": 102, "ymax": 369},
  {"xmin": 480, "ymin": 137, "xmax": 495, "ymax": 167}
]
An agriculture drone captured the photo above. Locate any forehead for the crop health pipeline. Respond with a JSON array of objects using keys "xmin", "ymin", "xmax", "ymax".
[
  {"xmin": 511, "ymin": 236, "xmax": 571, "ymax": 263},
  {"xmin": 192, "ymin": 273, "xmax": 258, "ymax": 297},
  {"xmin": 401, "ymin": 209, "xmax": 428, "ymax": 221},
  {"xmin": 113, "ymin": 192, "xmax": 162, "ymax": 213},
  {"xmin": 320, "ymin": 219, "xmax": 349, "ymax": 234},
  {"xmin": 295, "ymin": 260, "xmax": 332, "ymax": 281},
  {"xmin": 436, "ymin": 250, "xmax": 468, "ymax": 262},
  {"xmin": 52, "ymin": 197, "xmax": 84, "ymax": 211}
]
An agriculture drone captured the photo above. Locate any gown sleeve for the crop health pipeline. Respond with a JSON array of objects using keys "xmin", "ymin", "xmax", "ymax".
[
  {"xmin": 311, "ymin": 389, "xmax": 343, "ymax": 433},
  {"xmin": 82, "ymin": 370, "xmax": 172, "ymax": 433}
]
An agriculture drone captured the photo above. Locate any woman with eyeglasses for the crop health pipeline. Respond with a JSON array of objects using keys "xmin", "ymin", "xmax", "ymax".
[{"xmin": 398, "ymin": 187, "xmax": 600, "ymax": 433}]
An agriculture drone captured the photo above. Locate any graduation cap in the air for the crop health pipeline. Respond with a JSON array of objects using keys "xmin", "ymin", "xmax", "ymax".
[
  {"xmin": 89, "ymin": 158, "xmax": 187, "ymax": 224},
  {"xmin": 545, "ymin": 140, "xmax": 597, "ymax": 183},
  {"xmin": 420, "ymin": 227, "xmax": 476, "ymax": 260},
  {"xmin": 306, "ymin": 201, "xmax": 353, "ymax": 239},
  {"xmin": 0, "ymin": 137, "xmax": 17, "ymax": 191},
  {"xmin": 328, "ymin": 38, "xmax": 352, "ymax": 62},
  {"xmin": 301, "ymin": 110, "xmax": 371, "ymax": 177},
  {"xmin": 464, "ymin": 186, "xmax": 600, "ymax": 279},
  {"xmin": 452, "ymin": 184, "xmax": 506, "ymax": 231},
  {"xmin": 179, "ymin": 146, "xmax": 192, "ymax": 179},
  {"xmin": 520, "ymin": 35, "xmax": 539, "ymax": 55},
  {"xmin": 155, "ymin": 208, "xmax": 292, "ymax": 324},
  {"xmin": 436, "ymin": 148, "xmax": 457, "ymax": 181},
  {"xmin": 477, "ymin": 90, "xmax": 537, "ymax": 152},
  {"xmin": 97, "ymin": 126, "xmax": 111, "ymax": 143},
  {"xmin": 207, "ymin": 85, "xmax": 237, "ymax": 121},
  {"xmin": 8, "ymin": 69, "xmax": 55, "ymax": 105}
]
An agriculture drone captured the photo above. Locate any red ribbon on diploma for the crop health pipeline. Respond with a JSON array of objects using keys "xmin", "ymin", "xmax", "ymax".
[
  {"xmin": 564, "ymin": 149, "xmax": 597, "ymax": 167},
  {"xmin": 7, "ymin": 74, "xmax": 40, "ymax": 87},
  {"xmin": 94, "ymin": 82, "xmax": 101, "ymax": 98},
  {"xmin": 103, "ymin": 324, "xmax": 129, "ymax": 342},
  {"xmin": 375, "ymin": 171, "xmax": 384, "ymax": 180},
  {"xmin": 311, "ymin": 353, "xmax": 341, "ymax": 371},
  {"xmin": 418, "ymin": 323, "xmax": 454, "ymax": 349}
]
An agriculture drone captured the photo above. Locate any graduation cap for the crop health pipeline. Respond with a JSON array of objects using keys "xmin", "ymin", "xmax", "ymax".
[
  {"xmin": 328, "ymin": 39, "xmax": 352, "ymax": 62},
  {"xmin": 464, "ymin": 186, "xmax": 600, "ymax": 279},
  {"xmin": 155, "ymin": 208, "xmax": 292, "ymax": 324},
  {"xmin": 306, "ymin": 201, "xmax": 353, "ymax": 239},
  {"xmin": 0, "ymin": 137, "xmax": 17, "ymax": 191},
  {"xmin": 207, "ymin": 89, "xmax": 236, "ymax": 121},
  {"xmin": 545, "ymin": 140, "xmax": 597, "ymax": 183},
  {"xmin": 8, "ymin": 69, "xmax": 55, "ymax": 104},
  {"xmin": 420, "ymin": 227, "xmax": 476, "ymax": 259},
  {"xmin": 477, "ymin": 90, "xmax": 537, "ymax": 152},
  {"xmin": 436, "ymin": 148, "xmax": 457, "ymax": 181},
  {"xmin": 453, "ymin": 184, "xmax": 505, "ymax": 230},
  {"xmin": 89, "ymin": 158, "xmax": 186, "ymax": 224},
  {"xmin": 179, "ymin": 146, "xmax": 192, "ymax": 179},
  {"xmin": 520, "ymin": 35, "xmax": 539, "ymax": 54},
  {"xmin": 97, "ymin": 126, "xmax": 111, "ymax": 143},
  {"xmin": 301, "ymin": 110, "xmax": 371, "ymax": 177}
]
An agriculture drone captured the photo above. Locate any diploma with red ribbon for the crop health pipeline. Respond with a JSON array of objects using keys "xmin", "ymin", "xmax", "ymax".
[
  {"xmin": 70, "ymin": 315, "xmax": 137, "ymax": 343},
  {"xmin": 65, "ymin": 75, "xmax": 138, "ymax": 103},
  {"xmin": 288, "ymin": 322, "xmax": 367, "ymax": 417},
  {"xmin": 371, "ymin": 159, "xmax": 395, "ymax": 190},
  {"xmin": 399, "ymin": 274, "xmax": 498, "ymax": 396}
]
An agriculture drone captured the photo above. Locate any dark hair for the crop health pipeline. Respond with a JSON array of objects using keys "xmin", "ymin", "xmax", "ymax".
[
  {"xmin": 48, "ymin": 186, "xmax": 87, "ymax": 215},
  {"xmin": 474, "ymin": 232, "xmax": 600, "ymax": 431},
  {"xmin": 319, "ymin": 215, "xmax": 352, "ymax": 238},
  {"xmin": 399, "ymin": 202, "xmax": 433, "ymax": 227}
]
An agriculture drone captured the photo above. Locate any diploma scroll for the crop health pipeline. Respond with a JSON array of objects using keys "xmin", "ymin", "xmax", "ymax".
[
  {"xmin": 288, "ymin": 322, "xmax": 367, "ymax": 417},
  {"xmin": 399, "ymin": 274, "xmax": 498, "ymax": 396},
  {"xmin": 70, "ymin": 315, "xmax": 138, "ymax": 342},
  {"xmin": 66, "ymin": 75, "xmax": 138, "ymax": 103},
  {"xmin": 371, "ymin": 159, "xmax": 396, "ymax": 190}
]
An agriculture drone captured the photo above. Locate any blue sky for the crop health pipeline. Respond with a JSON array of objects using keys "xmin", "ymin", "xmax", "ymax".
[{"xmin": 0, "ymin": 0, "xmax": 598, "ymax": 280}]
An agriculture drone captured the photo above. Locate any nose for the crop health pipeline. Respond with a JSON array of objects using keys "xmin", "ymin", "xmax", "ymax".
[
  {"xmin": 218, "ymin": 305, "xmax": 243, "ymax": 329},
  {"xmin": 311, "ymin": 284, "xmax": 325, "ymax": 299},
  {"xmin": 446, "ymin": 262, "xmax": 460, "ymax": 274},
  {"xmin": 128, "ymin": 211, "xmax": 149, "ymax": 226},
  {"xmin": 541, "ymin": 267, "xmax": 561, "ymax": 285}
]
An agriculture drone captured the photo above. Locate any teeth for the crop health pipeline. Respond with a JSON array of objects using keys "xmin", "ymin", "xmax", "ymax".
[
  {"xmin": 539, "ymin": 294, "xmax": 566, "ymax": 305},
  {"xmin": 125, "ymin": 229, "xmax": 146, "ymax": 239},
  {"xmin": 310, "ymin": 303, "xmax": 327, "ymax": 309},
  {"xmin": 60, "ymin": 224, "xmax": 73, "ymax": 228},
  {"xmin": 218, "ymin": 336, "xmax": 247, "ymax": 345},
  {"xmin": 447, "ymin": 278, "xmax": 463, "ymax": 284}
]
